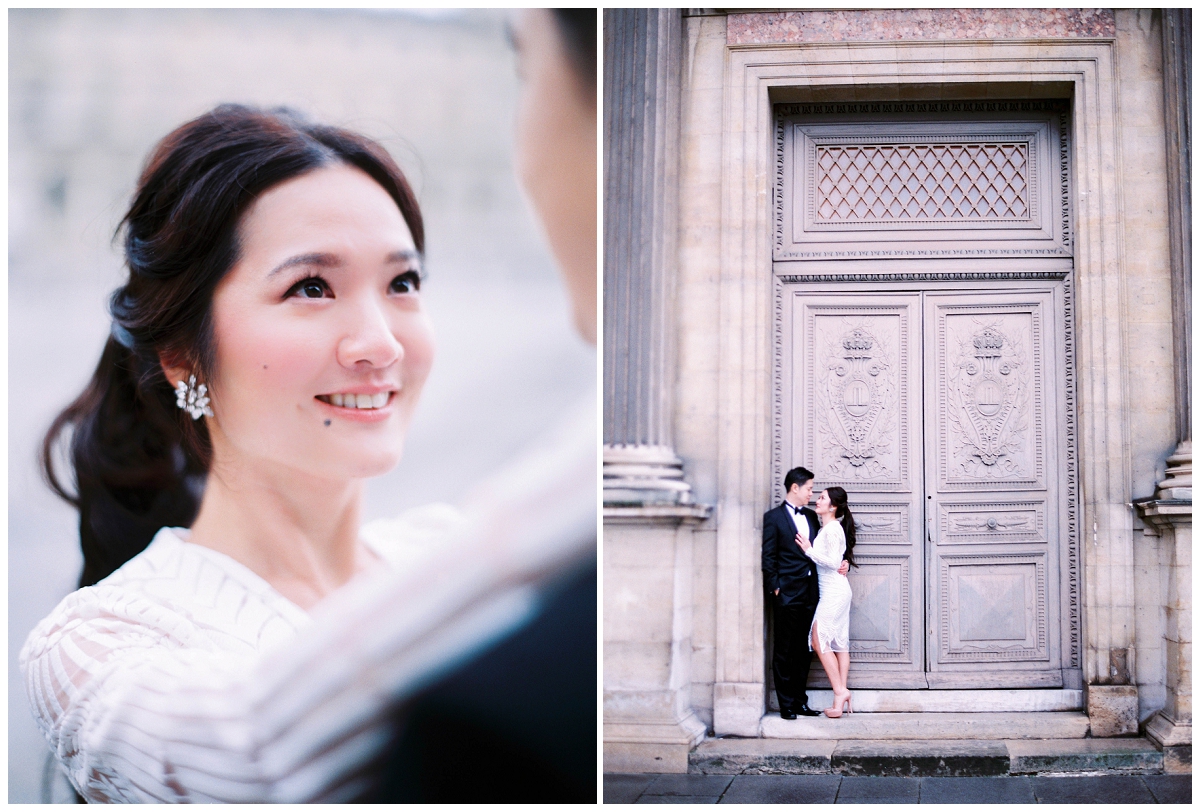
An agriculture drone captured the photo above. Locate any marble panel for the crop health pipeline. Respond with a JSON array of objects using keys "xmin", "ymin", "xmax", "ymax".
[{"xmin": 728, "ymin": 9, "xmax": 1116, "ymax": 46}]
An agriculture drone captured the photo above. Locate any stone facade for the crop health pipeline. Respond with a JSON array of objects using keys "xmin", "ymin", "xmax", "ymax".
[{"xmin": 604, "ymin": 8, "xmax": 1190, "ymax": 773}]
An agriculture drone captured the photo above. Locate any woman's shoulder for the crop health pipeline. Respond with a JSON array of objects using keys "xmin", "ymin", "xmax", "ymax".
[
  {"xmin": 360, "ymin": 503, "xmax": 469, "ymax": 568},
  {"xmin": 821, "ymin": 518, "xmax": 846, "ymax": 541},
  {"xmin": 20, "ymin": 527, "xmax": 303, "ymax": 669}
]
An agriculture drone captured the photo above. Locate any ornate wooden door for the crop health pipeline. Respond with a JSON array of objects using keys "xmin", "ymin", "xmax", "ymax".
[
  {"xmin": 772, "ymin": 101, "xmax": 1080, "ymax": 692},
  {"xmin": 780, "ymin": 285, "xmax": 1070, "ymax": 689},
  {"xmin": 784, "ymin": 292, "xmax": 927, "ymax": 688},
  {"xmin": 924, "ymin": 289, "xmax": 1065, "ymax": 687}
]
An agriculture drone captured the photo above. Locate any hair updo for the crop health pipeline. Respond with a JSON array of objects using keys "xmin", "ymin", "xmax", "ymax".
[
  {"xmin": 42, "ymin": 104, "xmax": 423, "ymax": 588},
  {"xmin": 824, "ymin": 486, "xmax": 857, "ymax": 568}
]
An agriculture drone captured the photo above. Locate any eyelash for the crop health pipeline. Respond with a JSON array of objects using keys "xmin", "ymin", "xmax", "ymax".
[{"xmin": 284, "ymin": 271, "xmax": 422, "ymax": 300}]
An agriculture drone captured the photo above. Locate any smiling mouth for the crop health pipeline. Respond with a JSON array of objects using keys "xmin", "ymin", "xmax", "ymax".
[{"xmin": 316, "ymin": 392, "xmax": 393, "ymax": 409}]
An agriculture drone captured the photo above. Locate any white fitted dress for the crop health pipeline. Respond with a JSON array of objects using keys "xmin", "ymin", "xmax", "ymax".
[
  {"xmin": 804, "ymin": 519, "xmax": 852, "ymax": 654},
  {"xmin": 19, "ymin": 393, "xmax": 596, "ymax": 803}
]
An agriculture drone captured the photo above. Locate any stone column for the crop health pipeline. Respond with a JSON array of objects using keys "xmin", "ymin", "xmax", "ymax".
[
  {"xmin": 1135, "ymin": 8, "xmax": 1192, "ymax": 772},
  {"xmin": 602, "ymin": 8, "xmax": 709, "ymax": 774},
  {"xmin": 602, "ymin": 7, "xmax": 706, "ymax": 517}
]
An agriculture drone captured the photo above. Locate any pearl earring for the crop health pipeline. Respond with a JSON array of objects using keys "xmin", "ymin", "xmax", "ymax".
[{"xmin": 175, "ymin": 375, "xmax": 213, "ymax": 420}]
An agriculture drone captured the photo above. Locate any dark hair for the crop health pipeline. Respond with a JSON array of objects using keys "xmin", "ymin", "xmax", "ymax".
[
  {"xmin": 552, "ymin": 9, "xmax": 596, "ymax": 100},
  {"xmin": 41, "ymin": 104, "xmax": 424, "ymax": 588},
  {"xmin": 824, "ymin": 486, "xmax": 857, "ymax": 568},
  {"xmin": 783, "ymin": 466, "xmax": 815, "ymax": 495}
]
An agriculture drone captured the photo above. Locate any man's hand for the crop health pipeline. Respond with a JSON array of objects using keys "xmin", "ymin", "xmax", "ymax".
[
  {"xmin": 838, "ymin": 560, "xmax": 850, "ymax": 576},
  {"xmin": 774, "ymin": 588, "xmax": 779, "ymax": 596}
]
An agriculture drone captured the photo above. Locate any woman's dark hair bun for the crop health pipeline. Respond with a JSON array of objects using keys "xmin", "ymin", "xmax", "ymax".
[{"xmin": 42, "ymin": 104, "xmax": 423, "ymax": 588}]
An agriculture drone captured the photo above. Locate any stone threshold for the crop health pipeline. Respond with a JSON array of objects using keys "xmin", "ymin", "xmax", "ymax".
[
  {"xmin": 761, "ymin": 711, "xmax": 1091, "ymax": 739},
  {"xmin": 797, "ymin": 688, "xmax": 1084, "ymax": 713},
  {"xmin": 690, "ymin": 737, "xmax": 1168, "ymax": 777}
]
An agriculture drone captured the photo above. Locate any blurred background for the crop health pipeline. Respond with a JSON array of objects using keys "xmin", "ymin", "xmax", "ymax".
[{"xmin": 9, "ymin": 9, "xmax": 595, "ymax": 801}]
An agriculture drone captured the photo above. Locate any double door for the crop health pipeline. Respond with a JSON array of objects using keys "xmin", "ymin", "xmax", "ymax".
[{"xmin": 782, "ymin": 285, "xmax": 1069, "ymax": 688}]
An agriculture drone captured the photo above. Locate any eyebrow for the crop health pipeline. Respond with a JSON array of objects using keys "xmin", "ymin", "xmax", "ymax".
[{"xmin": 267, "ymin": 249, "xmax": 422, "ymax": 278}]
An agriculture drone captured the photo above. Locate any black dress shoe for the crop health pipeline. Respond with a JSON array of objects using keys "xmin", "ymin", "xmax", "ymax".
[
  {"xmin": 780, "ymin": 708, "xmax": 797, "ymax": 720},
  {"xmin": 795, "ymin": 704, "xmax": 821, "ymax": 717}
]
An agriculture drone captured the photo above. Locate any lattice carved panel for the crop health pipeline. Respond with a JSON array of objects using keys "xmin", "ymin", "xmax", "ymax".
[
  {"xmin": 814, "ymin": 141, "xmax": 1031, "ymax": 224},
  {"xmin": 938, "ymin": 554, "xmax": 1049, "ymax": 662},
  {"xmin": 848, "ymin": 555, "xmax": 912, "ymax": 661},
  {"xmin": 774, "ymin": 102, "xmax": 1071, "ymax": 261},
  {"xmin": 936, "ymin": 307, "xmax": 1045, "ymax": 489}
]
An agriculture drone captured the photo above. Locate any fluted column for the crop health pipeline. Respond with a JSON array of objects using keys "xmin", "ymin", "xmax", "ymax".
[
  {"xmin": 603, "ymin": 8, "xmax": 705, "ymax": 516},
  {"xmin": 1136, "ymin": 7, "xmax": 1191, "ymax": 772},
  {"xmin": 1157, "ymin": 7, "xmax": 1193, "ymax": 501}
]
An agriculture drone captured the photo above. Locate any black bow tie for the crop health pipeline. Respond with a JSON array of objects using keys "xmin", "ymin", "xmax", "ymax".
[{"xmin": 790, "ymin": 504, "xmax": 805, "ymax": 515}]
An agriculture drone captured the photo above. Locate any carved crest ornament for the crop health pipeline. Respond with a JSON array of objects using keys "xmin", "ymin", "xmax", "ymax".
[
  {"xmin": 945, "ymin": 323, "xmax": 1030, "ymax": 479},
  {"xmin": 816, "ymin": 324, "xmax": 897, "ymax": 480}
]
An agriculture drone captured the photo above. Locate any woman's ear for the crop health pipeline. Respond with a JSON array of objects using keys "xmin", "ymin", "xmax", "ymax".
[{"xmin": 158, "ymin": 351, "xmax": 192, "ymax": 389}]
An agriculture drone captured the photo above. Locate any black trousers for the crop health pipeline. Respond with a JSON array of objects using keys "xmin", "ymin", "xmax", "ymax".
[{"xmin": 772, "ymin": 598, "xmax": 817, "ymax": 712}]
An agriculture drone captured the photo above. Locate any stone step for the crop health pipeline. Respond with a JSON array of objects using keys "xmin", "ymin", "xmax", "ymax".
[
  {"xmin": 797, "ymin": 688, "xmax": 1083, "ymax": 713},
  {"xmin": 761, "ymin": 711, "xmax": 1091, "ymax": 740},
  {"xmin": 690, "ymin": 737, "xmax": 1166, "ymax": 777}
]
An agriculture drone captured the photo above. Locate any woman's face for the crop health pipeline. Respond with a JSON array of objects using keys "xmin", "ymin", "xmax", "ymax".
[
  {"xmin": 203, "ymin": 163, "xmax": 434, "ymax": 482},
  {"xmin": 815, "ymin": 490, "xmax": 833, "ymax": 516}
]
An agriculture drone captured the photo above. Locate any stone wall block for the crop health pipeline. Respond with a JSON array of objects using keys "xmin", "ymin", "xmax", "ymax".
[{"xmin": 1088, "ymin": 685, "xmax": 1141, "ymax": 737}]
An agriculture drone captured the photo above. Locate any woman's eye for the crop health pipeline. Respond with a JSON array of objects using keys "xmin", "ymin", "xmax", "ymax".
[
  {"xmin": 286, "ymin": 277, "xmax": 332, "ymax": 299},
  {"xmin": 390, "ymin": 271, "xmax": 421, "ymax": 294}
]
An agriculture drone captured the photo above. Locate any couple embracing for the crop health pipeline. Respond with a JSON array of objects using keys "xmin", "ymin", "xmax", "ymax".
[{"xmin": 762, "ymin": 467, "xmax": 858, "ymax": 719}]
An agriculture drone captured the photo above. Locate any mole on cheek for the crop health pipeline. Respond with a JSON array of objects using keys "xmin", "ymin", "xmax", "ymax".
[
  {"xmin": 262, "ymin": 364, "xmax": 268, "ymax": 369},
  {"xmin": 324, "ymin": 420, "xmax": 331, "ymax": 427}
]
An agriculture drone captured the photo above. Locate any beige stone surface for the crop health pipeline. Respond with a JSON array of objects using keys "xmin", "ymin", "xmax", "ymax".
[
  {"xmin": 608, "ymin": 8, "xmax": 1184, "ymax": 758},
  {"xmin": 1088, "ymin": 685, "xmax": 1141, "ymax": 737},
  {"xmin": 604, "ymin": 741, "xmax": 691, "ymax": 775},
  {"xmin": 1115, "ymin": 9, "xmax": 1178, "ymax": 503}
]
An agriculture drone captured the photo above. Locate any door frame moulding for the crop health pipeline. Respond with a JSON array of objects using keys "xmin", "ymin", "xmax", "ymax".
[{"xmin": 713, "ymin": 38, "xmax": 1127, "ymax": 738}]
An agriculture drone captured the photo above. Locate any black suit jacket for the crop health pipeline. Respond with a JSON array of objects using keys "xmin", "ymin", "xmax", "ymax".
[
  {"xmin": 363, "ymin": 559, "xmax": 596, "ymax": 803},
  {"xmin": 762, "ymin": 502, "xmax": 820, "ymax": 606}
]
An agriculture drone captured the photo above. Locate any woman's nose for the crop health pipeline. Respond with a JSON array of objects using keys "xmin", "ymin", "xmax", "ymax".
[{"xmin": 337, "ymin": 300, "xmax": 404, "ymax": 369}]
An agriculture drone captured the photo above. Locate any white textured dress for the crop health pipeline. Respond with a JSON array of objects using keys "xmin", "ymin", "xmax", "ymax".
[
  {"xmin": 804, "ymin": 519, "xmax": 852, "ymax": 654},
  {"xmin": 19, "ymin": 394, "xmax": 595, "ymax": 803}
]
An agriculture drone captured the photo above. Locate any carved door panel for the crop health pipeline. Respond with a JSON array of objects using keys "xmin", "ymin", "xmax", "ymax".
[
  {"xmin": 923, "ymin": 290, "xmax": 1063, "ymax": 687},
  {"xmin": 784, "ymin": 292, "xmax": 927, "ymax": 688}
]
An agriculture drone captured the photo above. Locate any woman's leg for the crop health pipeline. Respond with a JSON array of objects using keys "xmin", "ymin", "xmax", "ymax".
[
  {"xmin": 810, "ymin": 620, "xmax": 843, "ymax": 698},
  {"xmin": 836, "ymin": 651, "xmax": 851, "ymax": 711}
]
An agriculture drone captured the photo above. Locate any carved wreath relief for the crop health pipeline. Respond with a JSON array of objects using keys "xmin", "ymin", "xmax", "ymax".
[
  {"xmin": 815, "ymin": 320, "xmax": 898, "ymax": 481},
  {"xmin": 944, "ymin": 318, "xmax": 1031, "ymax": 480}
]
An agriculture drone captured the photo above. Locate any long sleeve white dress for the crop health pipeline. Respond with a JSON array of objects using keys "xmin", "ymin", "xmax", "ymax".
[
  {"xmin": 20, "ymin": 393, "xmax": 595, "ymax": 803},
  {"xmin": 803, "ymin": 519, "xmax": 852, "ymax": 654}
]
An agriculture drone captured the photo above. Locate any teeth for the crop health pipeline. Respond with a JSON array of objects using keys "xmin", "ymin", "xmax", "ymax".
[{"xmin": 319, "ymin": 392, "xmax": 391, "ymax": 409}]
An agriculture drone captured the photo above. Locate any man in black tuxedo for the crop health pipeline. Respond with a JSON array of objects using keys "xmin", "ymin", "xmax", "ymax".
[{"xmin": 762, "ymin": 466, "xmax": 848, "ymax": 719}]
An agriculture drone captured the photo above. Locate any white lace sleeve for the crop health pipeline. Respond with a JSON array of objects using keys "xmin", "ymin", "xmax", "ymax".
[
  {"xmin": 21, "ymin": 589, "xmax": 265, "ymax": 802},
  {"xmin": 805, "ymin": 521, "xmax": 846, "ymax": 571}
]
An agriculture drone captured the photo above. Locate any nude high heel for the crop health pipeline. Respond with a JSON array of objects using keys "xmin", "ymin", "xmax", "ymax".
[{"xmin": 825, "ymin": 690, "xmax": 851, "ymax": 718}]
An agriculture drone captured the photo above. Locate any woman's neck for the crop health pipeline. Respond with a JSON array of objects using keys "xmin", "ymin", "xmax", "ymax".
[
  {"xmin": 186, "ymin": 455, "xmax": 375, "ymax": 611},
  {"xmin": 818, "ymin": 511, "xmax": 836, "ymax": 526}
]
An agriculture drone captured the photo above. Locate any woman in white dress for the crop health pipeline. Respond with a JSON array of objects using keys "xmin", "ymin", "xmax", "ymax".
[
  {"xmin": 795, "ymin": 485, "xmax": 858, "ymax": 718},
  {"xmin": 20, "ymin": 10, "xmax": 597, "ymax": 798}
]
